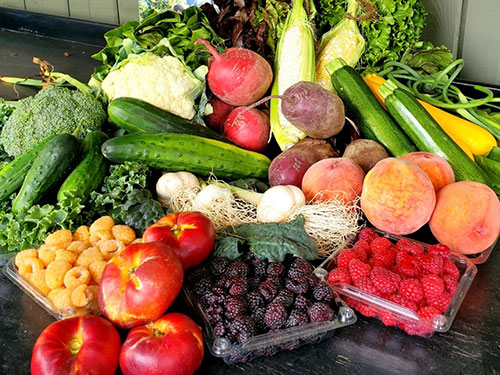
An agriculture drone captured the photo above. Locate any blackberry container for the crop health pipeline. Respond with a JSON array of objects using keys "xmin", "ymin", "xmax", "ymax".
[
  {"xmin": 314, "ymin": 232, "xmax": 477, "ymax": 338},
  {"xmin": 183, "ymin": 279, "xmax": 356, "ymax": 364}
]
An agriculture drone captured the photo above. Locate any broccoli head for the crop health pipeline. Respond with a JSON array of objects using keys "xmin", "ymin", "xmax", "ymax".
[{"xmin": 1, "ymin": 87, "xmax": 106, "ymax": 158}]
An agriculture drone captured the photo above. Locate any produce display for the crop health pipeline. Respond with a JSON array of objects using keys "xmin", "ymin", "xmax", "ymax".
[{"xmin": 1, "ymin": 0, "xmax": 500, "ymax": 373}]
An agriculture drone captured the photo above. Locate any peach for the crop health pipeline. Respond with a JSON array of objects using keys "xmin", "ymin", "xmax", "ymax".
[
  {"xmin": 429, "ymin": 181, "xmax": 500, "ymax": 254},
  {"xmin": 301, "ymin": 157, "xmax": 365, "ymax": 204},
  {"xmin": 361, "ymin": 158, "xmax": 436, "ymax": 235},
  {"xmin": 401, "ymin": 152, "xmax": 455, "ymax": 192}
]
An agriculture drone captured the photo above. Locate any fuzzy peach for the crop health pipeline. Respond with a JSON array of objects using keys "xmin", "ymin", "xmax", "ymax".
[
  {"xmin": 360, "ymin": 158, "xmax": 436, "ymax": 235},
  {"xmin": 401, "ymin": 152, "xmax": 455, "ymax": 192}
]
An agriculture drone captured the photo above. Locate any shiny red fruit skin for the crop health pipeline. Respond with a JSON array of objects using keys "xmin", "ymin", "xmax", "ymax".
[
  {"xmin": 120, "ymin": 313, "xmax": 204, "ymax": 375},
  {"xmin": 31, "ymin": 315, "xmax": 121, "ymax": 375},
  {"xmin": 98, "ymin": 242, "xmax": 184, "ymax": 329},
  {"xmin": 142, "ymin": 211, "xmax": 215, "ymax": 270}
]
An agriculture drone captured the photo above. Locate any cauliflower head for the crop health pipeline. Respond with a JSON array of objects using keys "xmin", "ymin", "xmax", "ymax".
[{"xmin": 101, "ymin": 54, "xmax": 203, "ymax": 120}]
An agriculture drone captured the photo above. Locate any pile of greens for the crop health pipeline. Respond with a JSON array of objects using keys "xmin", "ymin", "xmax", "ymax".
[
  {"xmin": 0, "ymin": 99, "xmax": 14, "ymax": 164},
  {"xmin": 316, "ymin": 0, "xmax": 427, "ymax": 72}
]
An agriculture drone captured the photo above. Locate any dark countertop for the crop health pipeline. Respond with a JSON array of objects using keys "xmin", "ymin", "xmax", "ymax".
[{"xmin": 1, "ymin": 10, "xmax": 500, "ymax": 375}]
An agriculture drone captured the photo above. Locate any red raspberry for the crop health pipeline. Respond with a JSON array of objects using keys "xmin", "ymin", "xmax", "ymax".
[
  {"xmin": 421, "ymin": 274, "xmax": 444, "ymax": 301},
  {"xmin": 354, "ymin": 239, "xmax": 370, "ymax": 252},
  {"xmin": 397, "ymin": 256, "xmax": 422, "ymax": 278},
  {"xmin": 418, "ymin": 305, "xmax": 441, "ymax": 320},
  {"xmin": 370, "ymin": 267, "xmax": 399, "ymax": 294},
  {"xmin": 442, "ymin": 274, "xmax": 458, "ymax": 295},
  {"xmin": 400, "ymin": 297, "xmax": 418, "ymax": 312},
  {"xmin": 396, "ymin": 238, "xmax": 424, "ymax": 256},
  {"xmin": 418, "ymin": 254, "xmax": 443, "ymax": 275},
  {"xmin": 356, "ymin": 302, "xmax": 378, "ymax": 317},
  {"xmin": 354, "ymin": 277, "xmax": 381, "ymax": 296},
  {"xmin": 358, "ymin": 227, "xmax": 378, "ymax": 243},
  {"xmin": 427, "ymin": 243, "xmax": 451, "ymax": 259},
  {"xmin": 385, "ymin": 293, "xmax": 402, "ymax": 305},
  {"xmin": 399, "ymin": 279, "xmax": 424, "ymax": 303},
  {"xmin": 395, "ymin": 250, "xmax": 411, "ymax": 265},
  {"xmin": 370, "ymin": 237, "xmax": 392, "ymax": 253},
  {"xmin": 398, "ymin": 321, "xmax": 420, "ymax": 335},
  {"xmin": 368, "ymin": 248, "xmax": 396, "ymax": 268},
  {"xmin": 443, "ymin": 259, "xmax": 460, "ymax": 280},
  {"xmin": 428, "ymin": 291, "xmax": 452, "ymax": 313},
  {"xmin": 328, "ymin": 268, "xmax": 352, "ymax": 285},
  {"xmin": 337, "ymin": 249, "xmax": 359, "ymax": 269},
  {"xmin": 379, "ymin": 311, "xmax": 398, "ymax": 327},
  {"xmin": 343, "ymin": 296, "xmax": 359, "ymax": 309},
  {"xmin": 352, "ymin": 246, "xmax": 368, "ymax": 263},
  {"xmin": 349, "ymin": 259, "xmax": 371, "ymax": 283}
]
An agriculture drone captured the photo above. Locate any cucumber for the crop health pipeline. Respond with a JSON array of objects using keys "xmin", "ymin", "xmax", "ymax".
[
  {"xmin": 0, "ymin": 135, "xmax": 57, "ymax": 203},
  {"xmin": 326, "ymin": 58, "xmax": 416, "ymax": 157},
  {"xmin": 57, "ymin": 131, "xmax": 109, "ymax": 204},
  {"xmin": 378, "ymin": 81, "xmax": 490, "ymax": 184},
  {"xmin": 102, "ymin": 133, "xmax": 271, "ymax": 179},
  {"xmin": 12, "ymin": 134, "xmax": 80, "ymax": 213},
  {"xmin": 488, "ymin": 146, "xmax": 500, "ymax": 162},
  {"xmin": 108, "ymin": 98, "xmax": 231, "ymax": 143}
]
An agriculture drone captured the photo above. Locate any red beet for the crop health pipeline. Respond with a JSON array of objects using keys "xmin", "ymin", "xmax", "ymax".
[
  {"xmin": 195, "ymin": 40, "xmax": 273, "ymax": 106},
  {"xmin": 223, "ymin": 107, "xmax": 270, "ymax": 152},
  {"xmin": 206, "ymin": 96, "xmax": 235, "ymax": 131}
]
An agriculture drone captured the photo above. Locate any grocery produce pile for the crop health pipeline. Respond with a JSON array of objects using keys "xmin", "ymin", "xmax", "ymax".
[{"xmin": 1, "ymin": 0, "xmax": 500, "ymax": 373}]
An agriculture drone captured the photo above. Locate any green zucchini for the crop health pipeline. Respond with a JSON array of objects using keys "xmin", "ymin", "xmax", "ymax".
[
  {"xmin": 474, "ymin": 154, "xmax": 500, "ymax": 194},
  {"xmin": 488, "ymin": 146, "xmax": 500, "ymax": 162},
  {"xmin": 0, "ymin": 135, "xmax": 57, "ymax": 203},
  {"xmin": 102, "ymin": 133, "xmax": 271, "ymax": 179},
  {"xmin": 12, "ymin": 134, "xmax": 80, "ymax": 213},
  {"xmin": 326, "ymin": 58, "xmax": 415, "ymax": 157},
  {"xmin": 108, "ymin": 97, "xmax": 231, "ymax": 143},
  {"xmin": 378, "ymin": 80, "xmax": 490, "ymax": 184},
  {"xmin": 57, "ymin": 131, "xmax": 109, "ymax": 204}
]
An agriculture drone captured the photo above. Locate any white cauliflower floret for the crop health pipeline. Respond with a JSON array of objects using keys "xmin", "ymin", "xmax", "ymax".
[{"xmin": 102, "ymin": 54, "xmax": 202, "ymax": 119}]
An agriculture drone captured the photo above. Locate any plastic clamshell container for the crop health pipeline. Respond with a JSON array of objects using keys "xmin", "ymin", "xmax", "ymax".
[
  {"xmin": 183, "ymin": 281, "xmax": 357, "ymax": 364},
  {"xmin": 3, "ymin": 257, "xmax": 100, "ymax": 320},
  {"xmin": 314, "ymin": 232, "xmax": 477, "ymax": 338}
]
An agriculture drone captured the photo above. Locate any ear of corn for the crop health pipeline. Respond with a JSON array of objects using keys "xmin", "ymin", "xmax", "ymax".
[
  {"xmin": 315, "ymin": 0, "xmax": 365, "ymax": 91},
  {"xmin": 270, "ymin": 0, "xmax": 316, "ymax": 151}
]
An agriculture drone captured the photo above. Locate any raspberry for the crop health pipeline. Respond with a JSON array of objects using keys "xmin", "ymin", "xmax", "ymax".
[
  {"xmin": 228, "ymin": 315, "xmax": 257, "ymax": 343},
  {"xmin": 398, "ymin": 321, "xmax": 420, "ymax": 336},
  {"xmin": 370, "ymin": 237, "xmax": 392, "ymax": 253},
  {"xmin": 421, "ymin": 274, "xmax": 444, "ymax": 301},
  {"xmin": 337, "ymin": 249, "xmax": 360, "ymax": 269},
  {"xmin": 385, "ymin": 293, "xmax": 402, "ymax": 305},
  {"xmin": 294, "ymin": 295, "xmax": 311, "ymax": 310},
  {"xmin": 354, "ymin": 277, "xmax": 380, "ymax": 296},
  {"xmin": 397, "ymin": 256, "xmax": 422, "ymax": 278},
  {"xmin": 247, "ymin": 291, "xmax": 264, "ymax": 311},
  {"xmin": 285, "ymin": 309, "xmax": 309, "ymax": 328},
  {"xmin": 370, "ymin": 267, "xmax": 399, "ymax": 294},
  {"xmin": 209, "ymin": 257, "xmax": 230, "ymax": 276},
  {"xmin": 285, "ymin": 276, "xmax": 309, "ymax": 295},
  {"xmin": 354, "ymin": 239, "xmax": 370, "ymax": 252},
  {"xmin": 400, "ymin": 297, "xmax": 418, "ymax": 312},
  {"xmin": 396, "ymin": 238, "xmax": 424, "ymax": 257},
  {"xmin": 307, "ymin": 302, "xmax": 336, "ymax": 322},
  {"xmin": 427, "ymin": 291, "xmax": 451, "ymax": 313},
  {"xmin": 379, "ymin": 311, "xmax": 398, "ymax": 326},
  {"xmin": 417, "ymin": 305, "xmax": 441, "ymax": 320},
  {"xmin": 312, "ymin": 283, "xmax": 334, "ymax": 303},
  {"xmin": 228, "ymin": 276, "xmax": 248, "ymax": 296},
  {"xmin": 265, "ymin": 302, "xmax": 288, "ymax": 329},
  {"xmin": 252, "ymin": 307, "xmax": 267, "ymax": 329},
  {"xmin": 399, "ymin": 279, "xmax": 424, "ymax": 303},
  {"xmin": 418, "ymin": 254, "xmax": 443, "ymax": 275},
  {"xmin": 267, "ymin": 262, "xmax": 286, "ymax": 277},
  {"xmin": 343, "ymin": 296, "xmax": 358, "ymax": 309},
  {"xmin": 368, "ymin": 248, "xmax": 396, "ymax": 268},
  {"xmin": 427, "ymin": 243, "xmax": 451, "ymax": 259},
  {"xmin": 226, "ymin": 261, "xmax": 249, "ymax": 277},
  {"xmin": 349, "ymin": 259, "xmax": 371, "ymax": 282},
  {"xmin": 443, "ymin": 259, "xmax": 460, "ymax": 280},
  {"xmin": 258, "ymin": 279, "xmax": 278, "ymax": 301},
  {"xmin": 352, "ymin": 246, "xmax": 368, "ymax": 262},
  {"xmin": 355, "ymin": 302, "xmax": 377, "ymax": 318},
  {"xmin": 442, "ymin": 274, "xmax": 458, "ymax": 295},
  {"xmin": 358, "ymin": 227, "xmax": 378, "ymax": 243},
  {"xmin": 395, "ymin": 250, "xmax": 412, "ymax": 265},
  {"xmin": 224, "ymin": 295, "xmax": 248, "ymax": 318},
  {"xmin": 328, "ymin": 268, "xmax": 352, "ymax": 285},
  {"xmin": 273, "ymin": 289, "xmax": 294, "ymax": 308}
]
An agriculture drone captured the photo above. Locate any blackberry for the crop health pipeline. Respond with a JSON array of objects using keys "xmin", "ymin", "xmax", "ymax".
[
  {"xmin": 209, "ymin": 257, "xmax": 230, "ymax": 276},
  {"xmin": 266, "ymin": 274, "xmax": 284, "ymax": 288},
  {"xmin": 215, "ymin": 276, "xmax": 232, "ymax": 290},
  {"xmin": 248, "ymin": 276, "xmax": 261, "ymax": 291},
  {"xmin": 285, "ymin": 276, "xmax": 309, "ymax": 295},
  {"xmin": 294, "ymin": 295, "xmax": 311, "ymax": 310},
  {"xmin": 258, "ymin": 279, "xmax": 278, "ymax": 301},
  {"xmin": 228, "ymin": 315, "xmax": 257, "ymax": 343},
  {"xmin": 250, "ymin": 257, "xmax": 268, "ymax": 277},
  {"xmin": 285, "ymin": 309, "xmax": 309, "ymax": 328},
  {"xmin": 306, "ymin": 273, "xmax": 320, "ymax": 288},
  {"xmin": 224, "ymin": 295, "xmax": 248, "ymax": 319},
  {"xmin": 307, "ymin": 302, "xmax": 336, "ymax": 322},
  {"xmin": 288, "ymin": 257, "xmax": 313, "ymax": 279},
  {"xmin": 252, "ymin": 307, "xmax": 267, "ymax": 330},
  {"xmin": 267, "ymin": 262, "xmax": 286, "ymax": 277},
  {"xmin": 226, "ymin": 261, "xmax": 249, "ymax": 277},
  {"xmin": 264, "ymin": 302, "xmax": 288, "ymax": 329},
  {"xmin": 193, "ymin": 277, "xmax": 213, "ymax": 297},
  {"xmin": 186, "ymin": 265, "xmax": 210, "ymax": 286},
  {"xmin": 204, "ymin": 305, "xmax": 224, "ymax": 324},
  {"xmin": 228, "ymin": 276, "xmax": 248, "ymax": 296},
  {"xmin": 312, "ymin": 283, "xmax": 334, "ymax": 303},
  {"xmin": 247, "ymin": 291, "xmax": 264, "ymax": 311},
  {"xmin": 273, "ymin": 289, "xmax": 294, "ymax": 308},
  {"xmin": 213, "ymin": 322, "xmax": 226, "ymax": 338}
]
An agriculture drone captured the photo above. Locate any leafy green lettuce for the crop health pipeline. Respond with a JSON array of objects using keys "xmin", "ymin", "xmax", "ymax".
[{"xmin": 400, "ymin": 41, "xmax": 453, "ymax": 76}]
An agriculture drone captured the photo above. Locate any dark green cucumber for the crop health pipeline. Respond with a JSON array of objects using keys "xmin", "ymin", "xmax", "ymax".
[
  {"xmin": 108, "ymin": 97, "xmax": 231, "ymax": 143},
  {"xmin": 57, "ymin": 131, "xmax": 109, "ymax": 204},
  {"xmin": 379, "ymin": 81, "xmax": 490, "ymax": 184},
  {"xmin": 326, "ymin": 58, "xmax": 416, "ymax": 157},
  {"xmin": 102, "ymin": 133, "xmax": 271, "ymax": 179},
  {"xmin": 12, "ymin": 134, "xmax": 80, "ymax": 213},
  {"xmin": 0, "ymin": 135, "xmax": 57, "ymax": 203},
  {"xmin": 489, "ymin": 146, "xmax": 500, "ymax": 162}
]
